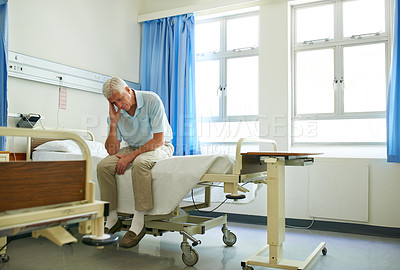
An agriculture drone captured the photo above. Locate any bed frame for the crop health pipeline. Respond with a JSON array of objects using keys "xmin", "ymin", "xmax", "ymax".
[
  {"xmin": 4, "ymin": 128, "xmax": 326, "ymax": 269},
  {"xmin": 0, "ymin": 127, "xmax": 116, "ymax": 264},
  {"xmin": 114, "ymin": 137, "xmax": 278, "ymax": 266},
  {"xmin": 4, "ymin": 130, "xmax": 318, "ymax": 268}
]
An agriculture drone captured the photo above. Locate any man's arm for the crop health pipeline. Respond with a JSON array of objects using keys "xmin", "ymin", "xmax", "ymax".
[
  {"xmin": 105, "ymin": 102, "xmax": 121, "ymax": 155},
  {"xmin": 115, "ymin": 132, "xmax": 164, "ymax": 175},
  {"xmin": 131, "ymin": 131, "xmax": 165, "ymax": 156}
]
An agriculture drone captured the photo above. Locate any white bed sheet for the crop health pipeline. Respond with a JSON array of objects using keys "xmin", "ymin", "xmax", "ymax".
[
  {"xmin": 117, "ymin": 154, "xmax": 235, "ymax": 215},
  {"xmin": 32, "ymin": 151, "xmax": 235, "ymax": 215}
]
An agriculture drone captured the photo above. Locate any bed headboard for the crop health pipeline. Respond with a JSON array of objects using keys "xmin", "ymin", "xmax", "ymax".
[{"xmin": 27, "ymin": 129, "xmax": 95, "ymax": 161}]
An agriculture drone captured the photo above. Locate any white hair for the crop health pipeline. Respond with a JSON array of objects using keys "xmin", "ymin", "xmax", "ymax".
[{"xmin": 102, "ymin": 77, "xmax": 128, "ymax": 99}]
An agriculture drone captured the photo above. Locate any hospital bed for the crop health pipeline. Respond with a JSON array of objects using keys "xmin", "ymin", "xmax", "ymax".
[
  {"xmin": 0, "ymin": 127, "xmax": 117, "ymax": 264},
  {"xmin": 13, "ymin": 129, "xmax": 326, "ymax": 268},
  {"xmin": 19, "ymin": 130, "xmax": 278, "ymax": 266}
]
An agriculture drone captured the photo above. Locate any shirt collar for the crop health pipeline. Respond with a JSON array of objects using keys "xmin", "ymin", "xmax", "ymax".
[
  {"xmin": 120, "ymin": 89, "xmax": 144, "ymax": 118},
  {"xmin": 133, "ymin": 89, "xmax": 144, "ymax": 109}
]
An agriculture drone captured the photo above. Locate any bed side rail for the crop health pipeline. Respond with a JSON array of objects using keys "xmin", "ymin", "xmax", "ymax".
[
  {"xmin": 233, "ymin": 137, "xmax": 277, "ymax": 175},
  {"xmin": 26, "ymin": 128, "xmax": 95, "ymax": 161}
]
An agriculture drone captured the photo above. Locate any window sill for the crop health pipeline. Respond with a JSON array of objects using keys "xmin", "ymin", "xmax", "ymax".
[{"xmin": 291, "ymin": 145, "xmax": 387, "ymax": 159}]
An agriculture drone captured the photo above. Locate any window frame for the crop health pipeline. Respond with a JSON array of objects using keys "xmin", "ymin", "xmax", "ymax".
[
  {"xmin": 195, "ymin": 11, "xmax": 260, "ymax": 123},
  {"xmin": 291, "ymin": 0, "xmax": 391, "ymax": 145}
]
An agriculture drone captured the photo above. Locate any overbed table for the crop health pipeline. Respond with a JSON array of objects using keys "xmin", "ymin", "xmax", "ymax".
[{"xmin": 240, "ymin": 152, "xmax": 326, "ymax": 270}]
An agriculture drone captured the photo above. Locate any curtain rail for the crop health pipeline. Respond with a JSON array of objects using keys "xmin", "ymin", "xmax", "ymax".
[{"xmin": 137, "ymin": 0, "xmax": 260, "ymax": 22}]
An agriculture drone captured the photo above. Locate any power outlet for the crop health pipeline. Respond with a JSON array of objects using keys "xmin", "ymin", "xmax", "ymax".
[
  {"xmin": 8, "ymin": 64, "xmax": 23, "ymax": 73},
  {"xmin": 93, "ymin": 73, "xmax": 109, "ymax": 82}
]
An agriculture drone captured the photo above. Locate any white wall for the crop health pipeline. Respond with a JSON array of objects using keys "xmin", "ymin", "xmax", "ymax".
[
  {"xmin": 139, "ymin": 0, "xmax": 400, "ymax": 229},
  {"xmin": 7, "ymin": 0, "xmax": 142, "ymax": 146}
]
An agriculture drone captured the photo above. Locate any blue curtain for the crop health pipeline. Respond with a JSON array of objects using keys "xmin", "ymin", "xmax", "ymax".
[
  {"xmin": 140, "ymin": 14, "xmax": 201, "ymax": 156},
  {"xmin": 387, "ymin": 0, "xmax": 400, "ymax": 163},
  {"xmin": 0, "ymin": 0, "xmax": 8, "ymax": 151}
]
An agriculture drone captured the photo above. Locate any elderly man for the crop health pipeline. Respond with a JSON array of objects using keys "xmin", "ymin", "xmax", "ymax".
[{"xmin": 97, "ymin": 77, "xmax": 173, "ymax": 248}]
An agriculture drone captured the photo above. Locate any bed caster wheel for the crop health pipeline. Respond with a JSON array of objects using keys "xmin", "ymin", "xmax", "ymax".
[
  {"xmin": 82, "ymin": 233, "xmax": 119, "ymax": 247},
  {"xmin": 223, "ymin": 231, "xmax": 237, "ymax": 246},
  {"xmin": 226, "ymin": 194, "xmax": 246, "ymax": 200},
  {"xmin": 1, "ymin": 254, "xmax": 10, "ymax": 263},
  {"xmin": 322, "ymin": 247, "xmax": 327, "ymax": 255},
  {"xmin": 242, "ymin": 266, "xmax": 254, "ymax": 270},
  {"xmin": 182, "ymin": 248, "xmax": 199, "ymax": 266}
]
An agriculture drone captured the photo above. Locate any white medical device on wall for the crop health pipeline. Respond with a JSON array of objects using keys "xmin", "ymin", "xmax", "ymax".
[{"xmin": 16, "ymin": 113, "xmax": 41, "ymax": 128}]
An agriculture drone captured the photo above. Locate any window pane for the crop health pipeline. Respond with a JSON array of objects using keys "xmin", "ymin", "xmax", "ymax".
[
  {"xmin": 343, "ymin": 0, "xmax": 385, "ymax": 37},
  {"xmin": 226, "ymin": 56, "xmax": 258, "ymax": 116},
  {"xmin": 295, "ymin": 4, "xmax": 334, "ymax": 43},
  {"xmin": 196, "ymin": 21, "xmax": 220, "ymax": 54},
  {"xmin": 195, "ymin": 60, "xmax": 220, "ymax": 117},
  {"xmin": 296, "ymin": 49, "xmax": 334, "ymax": 114},
  {"xmin": 293, "ymin": 118, "xmax": 386, "ymax": 143},
  {"xmin": 198, "ymin": 121, "xmax": 259, "ymax": 143},
  {"xmin": 343, "ymin": 43, "xmax": 386, "ymax": 112},
  {"xmin": 227, "ymin": 15, "xmax": 258, "ymax": 50}
]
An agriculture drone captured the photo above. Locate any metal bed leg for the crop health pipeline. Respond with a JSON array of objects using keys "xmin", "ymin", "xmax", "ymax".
[
  {"xmin": 32, "ymin": 226, "xmax": 78, "ymax": 246},
  {"xmin": 0, "ymin": 237, "xmax": 9, "ymax": 263},
  {"xmin": 180, "ymin": 230, "xmax": 201, "ymax": 246},
  {"xmin": 81, "ymin": 216, "xmax": 119, "ymax": 247}
]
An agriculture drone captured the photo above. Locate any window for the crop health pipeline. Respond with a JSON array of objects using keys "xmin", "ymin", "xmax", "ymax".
[
  {"xmin": 292, "ymin": 0, "xmax": 390, "ymax": 144},
  {"xmin": 195, "ymin": 11, "xmax": 259, "ymax": 143}
]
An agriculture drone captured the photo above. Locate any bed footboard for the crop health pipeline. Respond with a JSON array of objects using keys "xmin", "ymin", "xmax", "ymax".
[
  {"xmin": 0, "ymin": 160, "xmax": 86, "ymax": 212},
  {"xmin": 0, "ymin": 127, "xmax": 116, "ymax": 252}
]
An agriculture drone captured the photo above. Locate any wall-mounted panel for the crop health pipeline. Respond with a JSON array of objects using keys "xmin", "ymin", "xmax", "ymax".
[
  {"xmin": 309, "ymin": 159, "xmax": 369, "ymax": 222},
  {"xmin": 8, "ymin": 51, "xmax": 141, "ymax": 94},
  {"xmin": 8, "ymin": 51, "xmax": 110, "ymax": 94}
]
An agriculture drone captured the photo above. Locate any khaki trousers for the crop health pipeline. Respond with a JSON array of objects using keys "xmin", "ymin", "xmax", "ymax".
[{"xmin": 97, "ymin": 143, "xmax": 174, "ymax": 211}]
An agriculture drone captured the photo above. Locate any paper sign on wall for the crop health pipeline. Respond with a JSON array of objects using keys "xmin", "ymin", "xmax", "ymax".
[{"xmin": 59, "ymin": 87, "xmax": 67, "ymax": 110}]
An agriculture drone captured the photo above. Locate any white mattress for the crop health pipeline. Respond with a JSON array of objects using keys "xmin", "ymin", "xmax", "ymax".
[
  {"xmin": 32, "ymin": 151, "xmax": 235, "ymax": 215},
  {"xmin": 116, "ymin": 154, "xmax": 235, "ymax": 215}
]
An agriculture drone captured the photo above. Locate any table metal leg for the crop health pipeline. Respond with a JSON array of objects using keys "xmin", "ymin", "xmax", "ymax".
[{"xmin": 241, "ymin": 158, "xmax": 327, "ymax": 270}]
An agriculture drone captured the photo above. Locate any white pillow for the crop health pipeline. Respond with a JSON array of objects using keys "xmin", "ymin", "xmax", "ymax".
[
  {"xmin": 84, "ymin": 140, "xmax": 108, "ymax": 156},
  {"xmin": 34, "ymin": 139, "xmax": 107, "ymax": 156},
  {"xmin": 34, "ymin": 140, "xmax": 79, "ymax": 153}
]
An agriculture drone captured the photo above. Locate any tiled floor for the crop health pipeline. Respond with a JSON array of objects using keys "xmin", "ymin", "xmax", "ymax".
[{"xmin": 2, "ymin": 222, "xmax": 400, "ymax": 270}]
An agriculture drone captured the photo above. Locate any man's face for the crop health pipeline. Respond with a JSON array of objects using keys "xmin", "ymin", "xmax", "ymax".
[{"xmin": 108, "ymin": 86, "xmax": 132, "ymax": 111}]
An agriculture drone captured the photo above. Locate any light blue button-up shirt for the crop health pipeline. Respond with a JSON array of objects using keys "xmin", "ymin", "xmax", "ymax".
[{"xmin": 107, "ymin": 90, "xmax": 173, "ymax": 148}]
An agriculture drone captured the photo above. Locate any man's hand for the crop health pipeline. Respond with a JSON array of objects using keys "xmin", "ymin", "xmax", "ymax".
[
  {"xmin": 109, "ymin": 101, "xmax": 121, "ymax": 124},
  {"xmin": 115, "ymin": 154, "xmax": 135, "ymax": 175}
]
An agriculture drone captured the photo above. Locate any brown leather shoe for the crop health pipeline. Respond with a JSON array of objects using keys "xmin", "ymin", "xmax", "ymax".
[
  {"xmin": 119, "ymin": 227, "xmax": 146, "ymax": 248},
  {"xmin": 104, "ymin": 219, "xmax": 123, "ymax": 234}
]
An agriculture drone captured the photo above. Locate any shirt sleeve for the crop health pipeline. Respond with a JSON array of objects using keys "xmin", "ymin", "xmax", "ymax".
[{"xmin": 149, "ymin": 95, "xmax": 167, "ymax": 134}]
